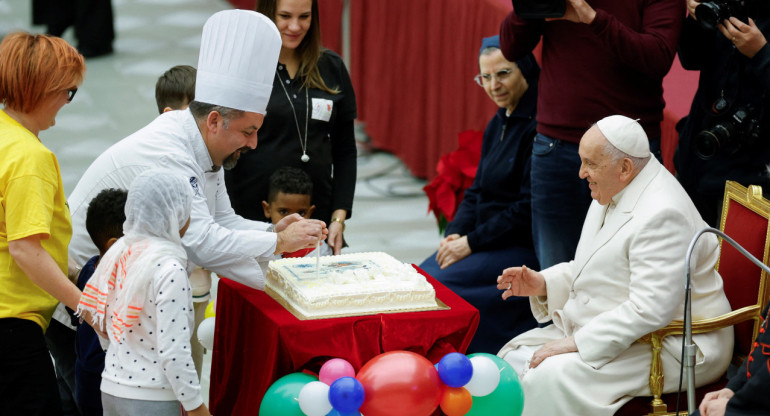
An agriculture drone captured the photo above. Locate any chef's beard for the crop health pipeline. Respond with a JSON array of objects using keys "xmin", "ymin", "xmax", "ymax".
[{"xmin": 223, "ymin": 146, "xmax": 251, "ymax": 170}]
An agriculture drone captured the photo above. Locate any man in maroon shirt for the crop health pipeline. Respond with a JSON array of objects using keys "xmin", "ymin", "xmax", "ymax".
[{"xmin": 500, "ymin": 0, "xmax": 684, "ymax": 269}]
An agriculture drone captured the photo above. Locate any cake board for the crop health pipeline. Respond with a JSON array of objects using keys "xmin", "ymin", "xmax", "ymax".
[{"xmin": 265, "ymin": 285, "xmax": 450, "ymax": 320}]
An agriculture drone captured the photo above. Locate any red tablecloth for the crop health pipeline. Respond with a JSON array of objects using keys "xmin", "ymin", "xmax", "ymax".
[{"xmin": 209, "ymin": 269, "xmax": 480, "ymax": 415}]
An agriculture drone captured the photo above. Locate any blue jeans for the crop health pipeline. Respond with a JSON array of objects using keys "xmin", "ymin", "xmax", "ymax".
[{"xmin": 530, "ymin": 133, "xmax": 661, "ymax": 269}]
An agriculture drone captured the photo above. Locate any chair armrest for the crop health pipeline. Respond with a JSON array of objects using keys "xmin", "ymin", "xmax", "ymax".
[
  {"xmin": 642, "ymin": 304, "xmax": 762, "ymax": 341},
  {"xmin": 635, "ymin": 305, "xmax": 761, "ymax": 415}
]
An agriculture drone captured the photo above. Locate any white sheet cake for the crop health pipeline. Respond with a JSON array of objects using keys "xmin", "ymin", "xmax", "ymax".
[{"xmin": 266, "ymin": 252, "xmax": 438, "ymax": 318}]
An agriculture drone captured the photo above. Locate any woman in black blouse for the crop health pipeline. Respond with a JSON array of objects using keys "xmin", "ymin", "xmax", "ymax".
[{"xmin": 225, "ymin": 0, "xmax": 357, "ymax": 254}]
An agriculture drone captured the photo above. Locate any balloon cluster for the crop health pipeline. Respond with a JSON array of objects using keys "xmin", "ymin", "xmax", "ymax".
[
  {"xmin": 435, "ymin": 352, "xmax": 524, "ymax": 416},
  {"xmin": 258, "ymin": 351, "xmax": 523, "ymax": 416}
]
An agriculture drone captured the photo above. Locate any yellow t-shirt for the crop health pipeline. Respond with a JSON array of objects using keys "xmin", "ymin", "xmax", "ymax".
[{"xmin": 0, "ymin": 109, "xmax": 72, "ymax": 331}]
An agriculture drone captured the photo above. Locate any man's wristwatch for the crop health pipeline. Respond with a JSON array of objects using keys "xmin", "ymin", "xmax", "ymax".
[{"xmin": 331, "ymin": 217, "xmax": 345, "ymax": 232}]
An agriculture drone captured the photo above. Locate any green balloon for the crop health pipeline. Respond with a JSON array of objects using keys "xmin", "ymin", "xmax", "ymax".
[
  {"xmin": 259, "ymin": 372, "xmax": 319, "ymax": 416},
  {"xmin": 465, "ymin": 353, "xmax": 524, "ymax": 416}
]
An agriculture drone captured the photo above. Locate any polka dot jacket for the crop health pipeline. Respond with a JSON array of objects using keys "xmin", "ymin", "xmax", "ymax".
[{"xmin": 100, "ymin": 259, "xmax": 203, "ymax": 411}]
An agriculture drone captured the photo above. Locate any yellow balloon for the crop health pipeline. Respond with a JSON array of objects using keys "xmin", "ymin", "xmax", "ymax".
[{"xmin": 204, "ymin": 299, "xmax": 216, "ymax": 319}]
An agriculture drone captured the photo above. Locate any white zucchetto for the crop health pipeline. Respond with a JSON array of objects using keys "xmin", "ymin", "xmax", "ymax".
[
  {"xmin": 596, "ymin": 115, "xmax": 650, "ymax": 158},
  {"xmin": 195, "ymin": 10, "xmax": 281, "ymax": 114}
]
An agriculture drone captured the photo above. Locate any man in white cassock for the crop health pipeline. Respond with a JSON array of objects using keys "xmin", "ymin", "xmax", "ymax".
[{"xmin": 496, "ymin": 115, "xmax": 734, "ymax": 415}]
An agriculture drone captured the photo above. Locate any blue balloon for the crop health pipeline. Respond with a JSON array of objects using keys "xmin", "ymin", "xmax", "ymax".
[
  {"xmin": 326, "ymin": 410, "xmax": 360, "ymax": 416},
  {"xmin": 328, "ymin": 376, "xmax": 365, "ymax": 413},
  {"xmin": 437, "ymin": 352, "xmax": 473, "ymax": 388}
]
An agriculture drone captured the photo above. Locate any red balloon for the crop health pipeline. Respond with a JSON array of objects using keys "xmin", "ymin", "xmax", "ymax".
[{"xmin": 356, "ymin": 351, "xmax": 442, "ymax": 416}]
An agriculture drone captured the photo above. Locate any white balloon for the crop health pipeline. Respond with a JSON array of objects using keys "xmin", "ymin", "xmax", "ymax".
[
  {"xmin": 298, "ymin": 381, "xmax": 332, "ymax": 416},
  {"xmin": 464, "ymin": 356, "xmax": 501, "ymax": 397},
  {"xmin": 197, "ymin": 317, "xmax": 216, "ymax": 350}
]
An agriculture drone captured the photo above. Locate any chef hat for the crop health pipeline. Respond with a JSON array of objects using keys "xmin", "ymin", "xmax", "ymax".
[
  {"xmin": 195, "ymin": 10, "xmax": 281, "ymax": 114},
  {"xmin": 596, "ymin": 115, "xmax": 650, "ymax": 158}
]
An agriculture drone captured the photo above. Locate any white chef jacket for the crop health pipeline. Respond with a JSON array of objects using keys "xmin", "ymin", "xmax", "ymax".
[{"xmin": 67, "ymin": 109, "xmax": 276, "ymax": 289}]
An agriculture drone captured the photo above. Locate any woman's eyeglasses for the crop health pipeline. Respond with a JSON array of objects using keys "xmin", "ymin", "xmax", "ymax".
[
  {"xmin": 473, "ymin": 68, "xmax": 513, "ymax": 87},
  {"xmin": 67, "ymin": 88, "xmax": 78, "ymax": 102}
]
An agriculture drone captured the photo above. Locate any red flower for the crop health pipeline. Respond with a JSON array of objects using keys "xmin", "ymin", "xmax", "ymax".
[{"xmin": 423, "ymin": 130, "xmax": 483, "ymax": 233}]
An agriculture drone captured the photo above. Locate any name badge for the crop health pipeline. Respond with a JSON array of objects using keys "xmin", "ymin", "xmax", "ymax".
[{"xmin": 311, "ymin": 98, "xmax": 333, "ymax": 122}]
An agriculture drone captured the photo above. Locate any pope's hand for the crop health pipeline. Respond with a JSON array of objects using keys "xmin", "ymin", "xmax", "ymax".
[
  {"xmin": 497, "ymin": 265, "xmax": 546, "ymax": 299},
  {"xmin": 274, "ymin": 219, "xmax": 327, "ymax": 254},
  {"xmin": 529, "ymin": 336, "xmax": 577, "ymax": 368}
]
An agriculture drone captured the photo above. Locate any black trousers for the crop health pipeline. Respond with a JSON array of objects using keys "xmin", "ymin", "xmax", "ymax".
[
  {"xmin": 45, "ymin": 318, "xmax": 82, "ymax": 416},
  {"xmin": 0, "ymin": 318, "xmax": 62, "ymax": 415},
  {"xmin": 32, "ymin": 0, "xmax": 114, "ymax": 57}
]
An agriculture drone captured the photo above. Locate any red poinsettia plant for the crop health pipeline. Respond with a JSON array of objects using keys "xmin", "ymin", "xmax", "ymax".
[{"xmin": 423, "ymin": 130, "xmax": 483, "ymax": 234}]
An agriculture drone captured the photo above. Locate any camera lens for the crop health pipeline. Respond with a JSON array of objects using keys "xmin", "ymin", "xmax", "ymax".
[
  {"xmin": 694, "ymin": 2, "xmax": 724, "ymax": 31},
  {"xmin": 695, "ymin": 122, "xmax": 734, "ymax": 160},
  {"xmin": 695, "ymin": 130, "xmax": 720, "ymax": 160}
]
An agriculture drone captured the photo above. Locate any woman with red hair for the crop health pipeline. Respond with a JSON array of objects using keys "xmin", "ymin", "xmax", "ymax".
[{"xmin": 0, "ymin": 32, "xmax": 86, "ymax": 414}]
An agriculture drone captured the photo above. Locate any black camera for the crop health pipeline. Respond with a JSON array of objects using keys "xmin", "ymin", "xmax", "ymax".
[
  {"xmin": 511, "ymin": 0, "xmax": 566, "ymax": 19},
  {"xmin": 694, "ymin": 0, "xmax": 750, "ymax": 30},
  {"xmin": 695, "ymin": 99, "xmax": 761, "ymax": 160}
]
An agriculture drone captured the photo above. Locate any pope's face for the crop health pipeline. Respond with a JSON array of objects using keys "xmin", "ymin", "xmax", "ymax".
[
  {"xmin": 578, "ymin": 126, "xmax": 625, "ymax": 205},
  {"xmin": 209, "ymin": 111, "xmax": 264, "ymax": 170},
  {"xmin": 275, "ymin": 0, "xmax": 312, "ymax": 51}
]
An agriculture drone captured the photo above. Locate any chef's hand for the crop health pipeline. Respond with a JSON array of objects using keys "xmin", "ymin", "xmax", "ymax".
[
  {"xmin": 275, "ymin": 219, "xmax": 327, "ymax": 254},
  {"xmin": 274, "ymin": 213, "xmax": 301, "ymax": 232}
]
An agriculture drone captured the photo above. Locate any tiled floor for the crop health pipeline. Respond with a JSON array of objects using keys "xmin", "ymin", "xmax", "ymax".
[{"xmin": 0, "ymin": 0, "xmax": 442, "ymax": 406}]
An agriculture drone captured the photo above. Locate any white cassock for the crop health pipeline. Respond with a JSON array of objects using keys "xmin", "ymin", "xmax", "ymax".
[
  {"xmin": 67, "ymin": 109, "xmax": 276, "ymax": 289},
  {"xmin": 498, "ymin": 156, "xmax": 733, "ymax": 415}
]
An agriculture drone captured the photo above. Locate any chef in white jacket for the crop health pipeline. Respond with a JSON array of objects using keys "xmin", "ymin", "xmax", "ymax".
[
  {"xmin": 496, "ymin": 115, "xmax": 733, "ymax": 415},
  {"xmin": 67, "ymin": 10, "xmax": 325, "ymax": 290}
]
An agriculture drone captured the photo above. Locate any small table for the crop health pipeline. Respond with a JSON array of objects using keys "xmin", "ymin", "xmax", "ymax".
[{"xmin": 209, "ymin": 268, "xmax": 480, "ymax": 416}]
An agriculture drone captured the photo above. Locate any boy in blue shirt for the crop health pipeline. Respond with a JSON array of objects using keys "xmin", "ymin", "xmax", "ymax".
[
  {"xmin": 263, "ymin": 167, "xmax": 331, "ymax": 258},
  {"xmin": 67, "ymin": 188, "xmax": 127, "ymax": 416}
]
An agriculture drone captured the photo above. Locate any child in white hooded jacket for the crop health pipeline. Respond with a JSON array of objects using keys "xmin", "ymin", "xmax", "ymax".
[{"xmin": 78, "ymin": 169, "xmax": 209, "ymax": 416}]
